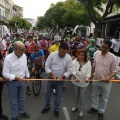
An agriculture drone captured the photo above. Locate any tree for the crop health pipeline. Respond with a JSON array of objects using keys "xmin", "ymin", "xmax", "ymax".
[
  {"xmin": 36, "ymin": 16, "xmax": 48, "ymax": 30},
  {"xmin": 9, "ymin": 17, "xmax": 32, "ymax": 31},
  {"xmin": 78, "ymin": 0, "xmax": 120, "ymax": 39},
  {"xmin": 36, "ymin": 0, "xmax": 91, "ymax": 31}
]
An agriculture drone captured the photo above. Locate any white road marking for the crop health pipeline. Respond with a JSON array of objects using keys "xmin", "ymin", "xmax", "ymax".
[{"xmin": 62, "ymin": 107, "xmax": 71, "ymax": 120}]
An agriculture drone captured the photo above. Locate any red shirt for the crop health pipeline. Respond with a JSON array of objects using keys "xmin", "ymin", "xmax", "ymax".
[{"xmin": 25, "ymin": 41, "xmax": 35, "ymax": 53}]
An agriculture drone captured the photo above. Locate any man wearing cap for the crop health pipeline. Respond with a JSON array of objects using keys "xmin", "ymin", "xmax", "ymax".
[
  {"xmin": 25, "ymin": 35, "xmax": 35, "ymax": 58},
  {"xmin": 87, "ymin": 39, "xmax": 97, "ymax": 66},
  {"xmin": 30, "ymin": 45, "xmax": 44, "ymax": 76}
]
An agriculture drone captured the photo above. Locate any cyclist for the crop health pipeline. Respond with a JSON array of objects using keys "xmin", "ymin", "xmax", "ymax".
[
  {"xmin": 25, "ymin": 35, "xmax": 35, "ymax": 58},
  {"xmin": 39, "ymin": 36, "xmax": 49, "ymax": 55},
  {"xmin": 49, "ymin": 35, "xmax": 61, "ymax": 53},
  {"xmin": 87, "ymin": 39, "xmax": 97, "ymax": 66},
  {"xmin": 30, "ymin": 45, "xmax": 45, "ymax": 77},
  {"xmin": 12, "ymin": 33, "xmax": 21, "ymax": 43}
]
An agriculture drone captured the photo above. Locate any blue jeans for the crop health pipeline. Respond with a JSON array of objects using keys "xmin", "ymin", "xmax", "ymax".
[
  {"xmin": 7, "ymin": 81, "xmax": 25, "ymax": 118},
  {"xmin": 92, "ymin": 81, "xmax": 112, "ymax": 113},
  {"xmin": 44, "ymin": 81, "xmax": 64, "ymax": 111}
]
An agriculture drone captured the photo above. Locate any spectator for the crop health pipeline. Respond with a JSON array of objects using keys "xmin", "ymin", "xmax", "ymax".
[
  {"xmin": 3, "ymin": 41, "xmax": 30, "ymax": 120},
  {"xmin": 87, "ymin": 40, "xmax": 117, "ymax": 120}
]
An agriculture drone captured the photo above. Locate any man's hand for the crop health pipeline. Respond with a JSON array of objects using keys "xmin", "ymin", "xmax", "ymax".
[
  {"xmin": 51, "ymin": 75, "xmax": 57, "ymax": 80},
  {"xmin": 57, "ymin": 77, "xmax": 63, "ymax": 81},
  {"xmin": 104, "ymin": 76, "xmax": 111, "ymax": 82},
  {"xmin": 15, "ymin": 76, "xmax": 24, "ymax": 82}
]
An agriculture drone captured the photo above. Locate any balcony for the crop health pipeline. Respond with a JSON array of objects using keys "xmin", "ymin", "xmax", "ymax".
[
  {"xmin": 5, "ymin": 8, "xmax": 10, "ymax": 13},
  {"xmin": 0, "ymin": 3, "xmax": 5, "ymax": 8},
  {"xmin": 0, "ymin": 15, "xmax": 9, "ymax": 24},
  {"xmin": 0, "ymin": 15, "xmax": 5, "ymax": 22}
]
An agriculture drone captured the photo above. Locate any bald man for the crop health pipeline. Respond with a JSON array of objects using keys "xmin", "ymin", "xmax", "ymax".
[{"xmin": 3, "ymin": 41, "xmax": 30, "ymax": 120}]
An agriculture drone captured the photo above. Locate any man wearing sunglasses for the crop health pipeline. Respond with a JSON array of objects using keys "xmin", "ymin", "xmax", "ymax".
[
  {"xmin": 87, "ymin": 40, "xmax": 117, "ymax": 120},
  {"xmin": 30, "ymin": 45, "xmax": 45, "ymax": 76}
]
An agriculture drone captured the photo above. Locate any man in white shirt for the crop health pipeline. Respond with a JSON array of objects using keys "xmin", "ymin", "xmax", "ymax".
[
  {"xmin": 41, "ymin": 42, "xmax": 72, "ymax": 118},
  {"xmin": 2, "ymin": 41, "xmax": 30, "ymax": 120}
]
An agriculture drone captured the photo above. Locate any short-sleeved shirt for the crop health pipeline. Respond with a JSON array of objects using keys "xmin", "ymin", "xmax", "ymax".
[
  {"xmin": 94, "ymin": 51, "xmax": 117, "ymax": 80},
  {"xmin": 30, "ymin": 50, "xmax": 44, "ymax": 64}
]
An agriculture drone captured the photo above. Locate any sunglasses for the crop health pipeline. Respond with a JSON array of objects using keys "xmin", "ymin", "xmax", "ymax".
[
  {"xmin": 35, "ymin": 50, "xmax": 39, "ymax": 51},
  {"xmin": 79, "ymin": 65, "xmax": 82, "ymax": 71}
]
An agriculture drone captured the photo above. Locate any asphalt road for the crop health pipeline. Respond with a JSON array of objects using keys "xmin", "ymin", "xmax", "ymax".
[{"xmin": 2, "ymin": 80, "xmax": 120, "ymax": 120}]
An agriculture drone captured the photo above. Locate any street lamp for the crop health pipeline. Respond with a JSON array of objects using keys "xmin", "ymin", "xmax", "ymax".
[{"xmin": 15, "ymin": 21, "xmax": 17, "ymax": 33}]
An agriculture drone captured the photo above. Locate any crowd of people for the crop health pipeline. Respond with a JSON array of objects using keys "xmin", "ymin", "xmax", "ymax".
[{"xmin": 0, "ymin": 31, "xmax": 118, "ymax": 120}]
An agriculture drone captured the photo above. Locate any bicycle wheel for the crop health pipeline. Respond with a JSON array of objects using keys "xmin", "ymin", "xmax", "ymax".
[{"xmin": 32, "ymin": 72, "xmax": 41, "ymax": 96}]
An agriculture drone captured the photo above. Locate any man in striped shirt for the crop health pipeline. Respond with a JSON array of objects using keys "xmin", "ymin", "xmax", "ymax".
[{"xmin": 87, "ymin": 40, "xmax": 117, "ymax": 120}]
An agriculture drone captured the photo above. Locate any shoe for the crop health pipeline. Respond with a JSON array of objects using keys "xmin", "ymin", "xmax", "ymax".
[
  {"xmin": 54, "ymin": 111, "xmax": 59, "ymax": 118},
  {"xmin": 71, "ymin": 107, "xmax": 78, "ymax": 112},
  {"xmin": 53, "ymin": 89, "xmax": 56, "ymax": 94},
  {"xmin": 11, "ymin": 117, "xmax": 19, "ymax": 120},
  {"xmin": 78, "ymin": 112, "xmax": 83, "ymax": 118},
  {"xmin": 98, "ymin": 113, "xmax": 104, "ymax": 120},
  {"xmin": 27, "ymin": 87, "xmax": 31, "ymax": 95},
  {"xmin": 41, "ymin": 107, "xmax": 50, "ymax": 114},
  {"xmin": 19, "ymin": 112, "xmax": 30, "ymax": 118},
  {"xmin": 0, "ymin": 114, "xmax": 8, "ymax": 120},
  {"xmin": 87, "ymin": 108, "xmax": 98, "ymax": 114}
]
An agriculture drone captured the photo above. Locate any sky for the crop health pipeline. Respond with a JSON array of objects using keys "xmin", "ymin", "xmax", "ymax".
[{"xmin": 12, "ymin": 0, "xmax": 66, "ymax": 20}]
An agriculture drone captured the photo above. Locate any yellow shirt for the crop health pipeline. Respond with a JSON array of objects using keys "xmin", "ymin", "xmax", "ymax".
[{"xmin": 50, "ymin": 44, "xmax": 60, "ymax": 53}]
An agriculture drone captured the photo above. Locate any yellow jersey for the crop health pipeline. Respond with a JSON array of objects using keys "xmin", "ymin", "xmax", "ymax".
[{"xmin": 50, "ymin": 44, "xmax": 60, "ymax": 53}]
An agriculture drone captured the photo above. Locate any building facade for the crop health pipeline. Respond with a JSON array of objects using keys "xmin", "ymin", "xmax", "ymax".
[
  {"xmin": 0, "ymin": 0, "xmax": 24, "ymax": 38},
  {"xmin": 25, "ymin": 18, "xmax": 37, "ymax": 29},
  {"xmin": 13, "ymin": 4, "xmax": 23, "ymax": 18}
]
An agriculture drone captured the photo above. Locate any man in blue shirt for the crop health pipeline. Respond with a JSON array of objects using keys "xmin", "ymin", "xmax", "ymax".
[{"xmin": 30, "ymin": 45, "xmax": 45, "ymax": 75}]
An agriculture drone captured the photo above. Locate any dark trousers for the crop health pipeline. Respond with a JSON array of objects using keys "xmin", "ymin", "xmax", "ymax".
[{"xmin": 0, "ymin": 82, "xmax": 3, "ymax": 116}]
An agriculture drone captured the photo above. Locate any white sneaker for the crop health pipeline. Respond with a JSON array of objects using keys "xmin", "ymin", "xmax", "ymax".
[
  {"xmin": 53, "ymin": 89, "xmax": 56, "ymax": 94},
  {"xmin": 78, "ymin": 111, "xmax": 83, "ymax": 118}
]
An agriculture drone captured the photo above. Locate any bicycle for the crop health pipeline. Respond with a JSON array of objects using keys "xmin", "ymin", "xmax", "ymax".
[{"xmin": 32, "ymin": 65, "xmax": 44, "ymax": 96}]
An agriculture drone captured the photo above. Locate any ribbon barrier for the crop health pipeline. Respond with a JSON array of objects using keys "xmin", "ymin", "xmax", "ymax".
[{"xmin": 24, "ymin": 78, "xmax": 120, "ymax": 82}]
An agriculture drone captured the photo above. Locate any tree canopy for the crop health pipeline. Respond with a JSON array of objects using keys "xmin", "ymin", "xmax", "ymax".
[
  {"xmin": 9, "ymin": 17, "xmax": 32, "ymax": 30},
  {"xmin": 77, "ymin": 0, "xmax": 120, "ymax": 38},
  {"xmin": 36, "ymin": 0, "xmax": 91, "ymax": 30}
]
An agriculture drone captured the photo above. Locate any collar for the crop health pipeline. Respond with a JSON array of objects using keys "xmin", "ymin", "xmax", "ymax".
[
  {"xmin": 100, "ymin": 51, "xmax": 109, "ymax": 57},
  {"xmin": 12, "ymin": 51, "xmax": 22, "ymax": 58}
]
